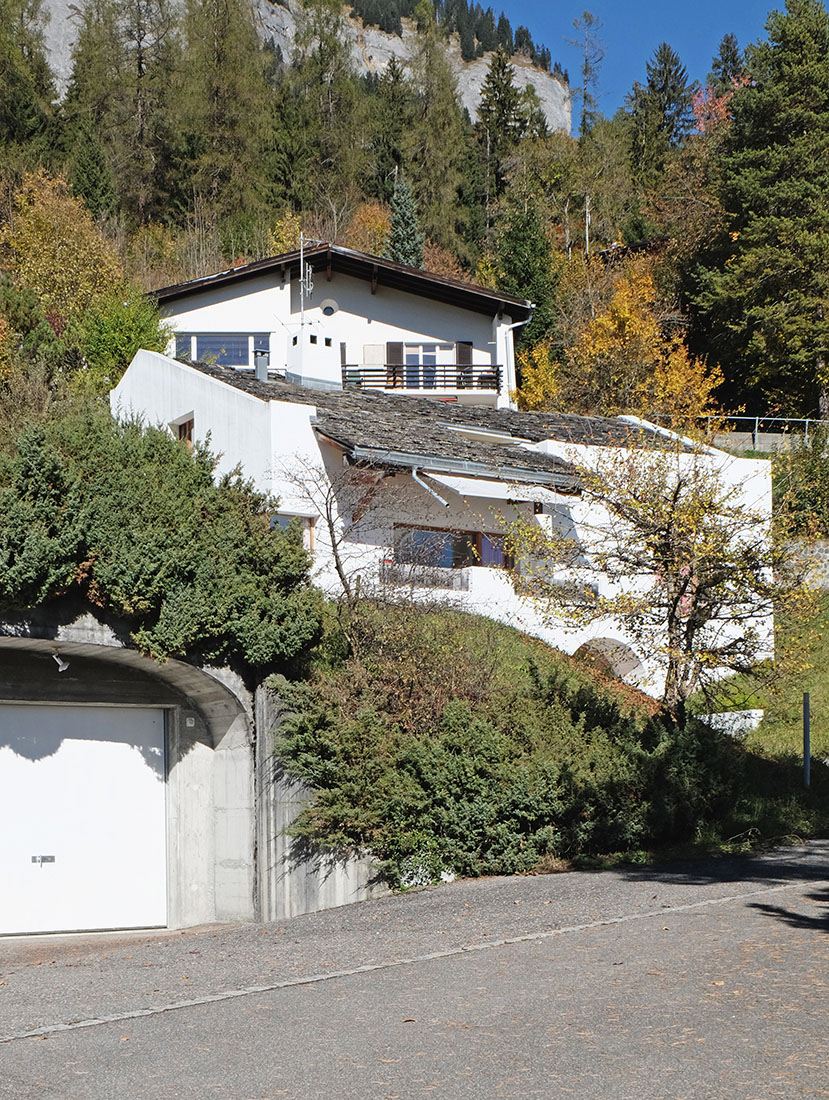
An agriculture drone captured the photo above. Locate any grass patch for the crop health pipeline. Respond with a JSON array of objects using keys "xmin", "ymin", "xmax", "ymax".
[{"xmin": 707, "ymin": 595, "xmax": 829, "ymax": 759}]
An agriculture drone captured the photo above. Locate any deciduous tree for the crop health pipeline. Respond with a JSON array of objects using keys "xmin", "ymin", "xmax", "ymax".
[{"xmin": 506, "ymin": 440, "xmax": 810, "ymax": 720}]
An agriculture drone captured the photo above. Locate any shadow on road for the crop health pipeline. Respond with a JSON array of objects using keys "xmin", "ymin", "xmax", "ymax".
[
  {"xmin": 613, "ymin": 842, "xmax": 829, "ymax": 889},
  {"xmin": 748, "ymin": 884, "xmax": 829, "ymax": 932}
]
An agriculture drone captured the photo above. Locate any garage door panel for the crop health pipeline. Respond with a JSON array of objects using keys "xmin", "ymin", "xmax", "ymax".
[{"xmin": 0, "ymin": 705, "xmax": 167, "ymax": 935}]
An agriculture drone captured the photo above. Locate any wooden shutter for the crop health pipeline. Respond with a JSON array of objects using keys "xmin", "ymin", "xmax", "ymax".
[
  {"xmin": 455, "ymin": 341, "xmax": 473, "ymax": 365},
  {"xmin": 387, "ymin": 341, "xmax": 403, "ymax": 365}
]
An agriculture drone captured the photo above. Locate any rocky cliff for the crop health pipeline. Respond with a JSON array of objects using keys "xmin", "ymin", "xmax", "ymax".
[{"xmin": 40, "ymin": 0, "xmax": 571, "ymax": 133}]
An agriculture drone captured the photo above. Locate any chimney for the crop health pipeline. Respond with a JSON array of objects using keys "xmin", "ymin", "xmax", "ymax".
[
  {"xmin": 254, "ymin": 348, "xmax": 269, "ymax": 382},
  {"xmin": 285, "ymin": 330, "xmax": 342, "ymax": 390}
]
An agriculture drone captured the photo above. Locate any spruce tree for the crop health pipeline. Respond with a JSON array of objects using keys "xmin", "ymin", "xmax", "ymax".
[
  {"xmin": 709, "ymin": 33, "xmax": 745, "ymax": 96},
  {"xmin": 0, "ymin": 0, "xmax": 55, "ymax": 154},
  {"xmin": 405, "ymin": 1, "xmax": 467, "ymax": 252},
  {"xmin": 69, "ymin": 120, "xmax": 116, "ymax": 218},
  {"xmin": 692, "ymin": 0, "xmax": 829, "ymax": 416},
  {"xmin": 383, "ymin": 175, "xmax": 425, "ymax": 267},
  {"xmin": 476, "ymin": 45, "xmax": 522, "ymax": 214}
]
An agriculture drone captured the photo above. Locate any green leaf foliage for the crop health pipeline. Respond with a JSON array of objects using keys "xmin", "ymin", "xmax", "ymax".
[
  {"xmin": 0, "ymin": 405, "xmax": 323, "ymax": 672},
  {"xmin": 272, "ymin": 604, "xmax": 760, "ymax": 887}
]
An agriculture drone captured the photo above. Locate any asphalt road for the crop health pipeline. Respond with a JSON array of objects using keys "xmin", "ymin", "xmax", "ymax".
[{"xmin": 1, "ymin": 844, "xmax": 827, "ymax": 1100}]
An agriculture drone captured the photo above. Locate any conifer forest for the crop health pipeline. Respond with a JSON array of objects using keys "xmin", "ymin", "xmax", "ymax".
[{"xmin": 2, "ymin": 0, "xmax": 829, "ymax": 421}]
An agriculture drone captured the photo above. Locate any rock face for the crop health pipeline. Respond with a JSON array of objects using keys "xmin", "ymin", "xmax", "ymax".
[{"xmin": 40, "ymin": 0, "xmax": 571, "ymax": 133}]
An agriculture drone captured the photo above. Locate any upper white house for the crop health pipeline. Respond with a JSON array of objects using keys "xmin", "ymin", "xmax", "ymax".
[{"xmin": 154, "ymin": 244, "xmax": 533, "ymax": 409}]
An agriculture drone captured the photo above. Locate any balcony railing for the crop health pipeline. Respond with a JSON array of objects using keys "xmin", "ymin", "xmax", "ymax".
[
  {"xmin": 343, "ymin": 364, "xmax": 502, "ymax": 393},
  {"xmin": 379, "ymin": 560, "xmax": 470, "ymax": 591}
]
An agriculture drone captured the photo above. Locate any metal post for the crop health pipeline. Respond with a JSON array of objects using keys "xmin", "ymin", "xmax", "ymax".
[
  {"xmin": 753, "ymin": 416, "xmax": 759, "ymax": 450},
  {"xmin": 803, "ymin": 692, "xmax": 811, "ymax": 789}
]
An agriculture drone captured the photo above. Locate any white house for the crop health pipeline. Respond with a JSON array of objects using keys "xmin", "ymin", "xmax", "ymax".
[
  {"xmin": 154, "ymin": 244, "xmax": 533, "ymax": 409},
  {"xmin": 112, "ymin": 350, "xmax": 775, "ymax": 697}
]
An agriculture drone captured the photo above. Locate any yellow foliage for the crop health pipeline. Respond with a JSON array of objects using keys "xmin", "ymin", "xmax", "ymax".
[
  {"xmin": 515, "ymin": 339, "xmax": 560, "ymax": 410},
  {"xmin": 564, "ymin": 261, "xmax": 722, "ymax": 430},
  {"xmin": 0, "ymin": 317, "xmax": 12, "ymax": 381},
  {"xmin": 268, "ymin": 210, "xmax": 302, "ymax": 255},
  {"xmin": 474, "ymin": 253, "xmax": 499, "ymax": 290},
  {"xmin": 342, "ymin": 203, "xmax": 390, "ymax": 255},
  {"xmin": 644, "ymin": 336, "xmax": 724, "ymax": 433},
  {"xmin": 0, "ymin": 171, "xmax": 124, "ymax": 327}
]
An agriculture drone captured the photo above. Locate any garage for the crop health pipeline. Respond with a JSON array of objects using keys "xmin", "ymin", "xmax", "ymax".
[{"xmin": 0, "ymin": 703, "xmax": 167, "ymax": 935}]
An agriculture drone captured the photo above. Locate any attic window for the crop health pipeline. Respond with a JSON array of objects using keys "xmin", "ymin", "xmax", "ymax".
[{"xmin": 321, "ymin": 298, "xmax": 338, "ymax": 316}]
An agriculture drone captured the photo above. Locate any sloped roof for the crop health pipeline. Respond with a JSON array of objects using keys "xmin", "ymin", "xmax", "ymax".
[
  {"xmin": 186, "ymin": 360, "xmax": 683, "ymax": 490},
  {"xmin": 153, "ymin": 244, "xmax": 533, "ymax": 320}
]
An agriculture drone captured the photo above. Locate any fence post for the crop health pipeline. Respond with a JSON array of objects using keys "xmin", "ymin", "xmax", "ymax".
[
  {"xmin": 753, "ymin": 416, "xmax": 759, "ymax": 449},
  {"xmin": 804, "ymin": 691, "xmax": 811, "ymax": 790},
  {"xmin": 805, "ymin": 418, "xmax": 810, "ymax": 443}
]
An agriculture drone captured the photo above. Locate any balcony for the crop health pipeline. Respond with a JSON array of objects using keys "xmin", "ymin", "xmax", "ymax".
[{"xmin": 342, "ymin": 364, "xmax": 502, "ymax": 394}]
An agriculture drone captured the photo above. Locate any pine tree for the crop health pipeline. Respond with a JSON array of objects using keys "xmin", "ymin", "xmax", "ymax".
[
  {"xmin": 567, "ymin": 10, "xmax": 604, "ymax": 137},
  {"xmin": 709, "ymin": 33, "xmax": 745, "ymax": 96},
  {"xmin": 405, "ymin": 1, "xmax": 468, "ymax": 252},
  {"xmin": 383, "ymin": 175, "xmax": 425, "ymax": 267},
  {"xmin": 367, "ymin": 57, "xmax": 414, "ymax": 203},
  {"xmin": 0, "ymin": 0, "xmax": 55, "ymax": 154},
  {"xmin": 177, "ymin": 0, "xmax": 270, "ymax": 225},
  {"xmin": 476, "ymin": 46, "xmax": 522, "ymax": 218},
  {"xmin": 627, "ymin": 42, "xmax": 696, "ymax": 186},
  {"xmin": 692, "ymin": 0, "xmax": 829, "ymax": 416},
  {"xmin": 69, "ymin": 120, "xmax": 116, "ymax": 218}
]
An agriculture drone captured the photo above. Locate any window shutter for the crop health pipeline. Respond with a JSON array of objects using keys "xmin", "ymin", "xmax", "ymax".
[
  {"xmin": 456, "ymin": 341, "xmax": 473, "ymax": 365},
  {"xmin": 387, "ymin": 341, "xmax": 403, "ymax": 365}
]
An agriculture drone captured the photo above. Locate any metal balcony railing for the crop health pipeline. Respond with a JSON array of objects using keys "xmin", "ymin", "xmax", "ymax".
[{"xmin": 343, "ymin": 364, "xmax": 502, "ymax": 392}]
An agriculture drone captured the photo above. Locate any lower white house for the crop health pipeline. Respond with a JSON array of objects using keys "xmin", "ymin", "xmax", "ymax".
[{"xmin": 112, "ymin": 350, "xmax": 774, "ymax": 696}]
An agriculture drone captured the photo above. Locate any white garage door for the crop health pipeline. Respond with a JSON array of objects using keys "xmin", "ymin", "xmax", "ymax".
[{"xmin": 0, "ymin": 704, "xmax": 167, "ymax": 935}]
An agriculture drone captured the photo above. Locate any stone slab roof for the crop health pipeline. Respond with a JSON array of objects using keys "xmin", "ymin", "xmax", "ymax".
[{"xmin": 186, "ymin": 360, "xmax": 685, "ymax": 486}]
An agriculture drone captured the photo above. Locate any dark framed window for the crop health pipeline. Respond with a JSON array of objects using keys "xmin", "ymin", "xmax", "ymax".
[
  {"xmin": 394, "ymin": 525, "xmax": 513, "ymax": 570},
  {"xmin": 176, "ymin": 333, "xmax": 270, "ymax": 367}
]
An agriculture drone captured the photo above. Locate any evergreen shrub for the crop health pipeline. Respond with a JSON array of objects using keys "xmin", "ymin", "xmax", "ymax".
[{"xmin": 273, "ymin": 604, "xmax": 757, "ymax": 887}]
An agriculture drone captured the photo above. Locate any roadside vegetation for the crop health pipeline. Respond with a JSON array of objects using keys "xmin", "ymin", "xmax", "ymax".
[{"xmin": 272, "ymin": 602, "xmax": 829, "ymax": 888}]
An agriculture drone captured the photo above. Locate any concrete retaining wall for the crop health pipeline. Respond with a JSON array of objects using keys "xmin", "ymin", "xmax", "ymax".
[{"xmin": 255, "ymin": 684, "xmax": 388, "ymax": 922}]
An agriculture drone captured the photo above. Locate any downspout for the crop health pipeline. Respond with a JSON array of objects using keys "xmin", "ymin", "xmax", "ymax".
[
  {"xmin": 499, "ymin": 315, "xmax": 532, "ymax": 411},
  {"xmin": 411, "ymin": 467, "xmax": 450, "ymax": 508}
]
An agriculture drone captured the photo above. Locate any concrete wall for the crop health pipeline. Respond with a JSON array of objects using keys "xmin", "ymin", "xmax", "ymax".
[{"xmin": 255, "ymin": 684, "xmax": 388, "ymax": 922}]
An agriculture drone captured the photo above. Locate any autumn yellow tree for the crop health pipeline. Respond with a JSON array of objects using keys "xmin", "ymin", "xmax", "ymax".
[
  {"xmin": 0, "ymin": 171, "xmax": 124, "ymax": 328},
  {"xmin": 342, "ymin": 202, "xmax": 390, "ymax": 255},
  {"xmin": 505, "ymin": 440, "xmax": 813, "ymax": 720},
  {"xmin": 521, "ymin": 260, "xmax": 722, "ymax": 430}
]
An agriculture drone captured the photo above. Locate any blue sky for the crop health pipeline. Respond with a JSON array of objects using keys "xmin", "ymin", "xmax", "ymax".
[{"xmin": 503, "ymin": 1, "xmax": 773, "ymax": 119}]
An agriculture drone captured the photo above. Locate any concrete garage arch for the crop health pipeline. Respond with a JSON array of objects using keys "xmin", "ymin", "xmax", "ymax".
[{"xmin": 0, "ymin": 607, "xmax": 256, "ymax": 933}]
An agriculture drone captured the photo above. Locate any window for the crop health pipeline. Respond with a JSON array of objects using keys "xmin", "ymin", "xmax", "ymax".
[
  {"xmin": 394, "ymin": 526, "xmax": 513, "ymax": 570},
  {"xmin": 177, "ymin": 418, "xmax": 194, "ymax": 447},
  {"xmin": 402, "ymin": 343, "xmax": 455, "ymax": 388},
  {"xmin": 174, "ymin": 333, "xmax": 270, "ymax": 368},
  {"xmin": 269, "ymin": 514, "xmax": 315, "ymax": 551},
  {"xmin": 175, "ymin": 334, "xmax": 192, "ymax": 360}
]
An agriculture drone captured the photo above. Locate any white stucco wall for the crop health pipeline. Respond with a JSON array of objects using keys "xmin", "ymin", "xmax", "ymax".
[{"xmin": 159, "ymin": 268, "xmax": 514, "ymax": 405}]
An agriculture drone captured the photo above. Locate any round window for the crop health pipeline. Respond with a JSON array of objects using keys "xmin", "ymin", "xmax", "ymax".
[{"xmin": 320, "ymin": 298, "xmax": 338, "ymax": 316}]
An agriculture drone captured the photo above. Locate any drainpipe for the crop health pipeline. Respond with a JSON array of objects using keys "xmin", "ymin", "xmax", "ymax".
[
  {"xmin": 499, "ymin": 316, "xmax": 532, "ymax": 411},
  {"xmin": 411, "ymin": 468, "xmax": 450, "ymax": 508}
]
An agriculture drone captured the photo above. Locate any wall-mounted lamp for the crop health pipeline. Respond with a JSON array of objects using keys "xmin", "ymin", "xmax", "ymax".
[{"xmin": 52, "ymin": 651, "xmax": 69, "ymax": 673}]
